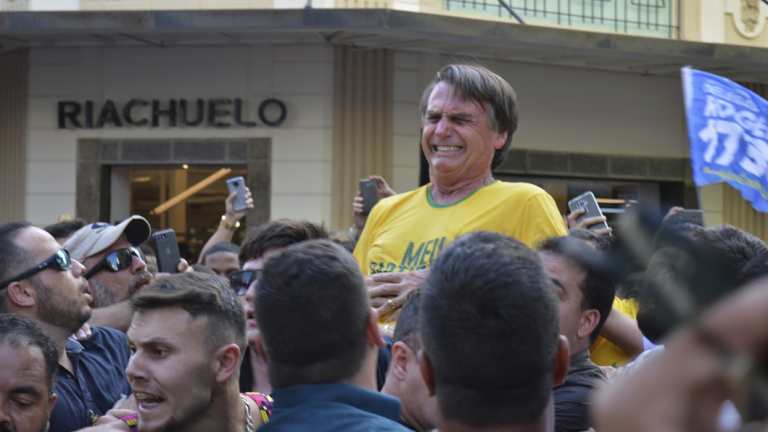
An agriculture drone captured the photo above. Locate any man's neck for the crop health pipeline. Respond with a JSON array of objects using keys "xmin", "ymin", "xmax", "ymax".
[
  {"xmin": 342, "ymin": 347, "xmax": 379, "ymax": 391},
  {"xmin": 31, "ymin": 318, "xmax": 76, "ymax": 374},
  {"xmin": 439, "ymin": 398, "xmax": 554, "ymax": 432},
  {"xmin": 182, "ymin": 385, "xmax": 245, "ymax": 432},
  {"xmin": 430, "ymin": 173, "xmax": 494, "ymax": 205}
]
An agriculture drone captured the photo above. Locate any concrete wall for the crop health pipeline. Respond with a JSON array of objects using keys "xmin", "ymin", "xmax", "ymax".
[
  {"xmin": 391, "ymin": 51, "xmax": 690, "ymax": 192},
  {"xmin": 26, "ymin": 44, "xmax": 334, "ymax": 226}
]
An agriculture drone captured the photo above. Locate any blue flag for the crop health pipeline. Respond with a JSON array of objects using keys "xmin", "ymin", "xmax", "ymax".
[{"xmin": 682, "ymin": 67, "xmax": 768, "ymax": 212}]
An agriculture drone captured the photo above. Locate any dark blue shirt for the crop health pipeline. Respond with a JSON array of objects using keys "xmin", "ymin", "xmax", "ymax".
[
  {"xmin": 50, "ymin": 326, "xmax": 132, "ymax": 432},
  {"xmin": 263, "ymin": 383, "xmax": 410, "ymax": 432}
]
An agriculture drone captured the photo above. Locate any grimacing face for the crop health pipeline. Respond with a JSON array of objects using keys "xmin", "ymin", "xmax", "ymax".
[
  {"xmin": 0, "ymin": 343, "xmax": 57, "ymax": 432},
  {"xmin": 126, "ymin": 307, "xmax": 219, "ymax": 432},
  {"xmin": 420, "ymin": 81, "xmax": 506, "ymax": 187}
]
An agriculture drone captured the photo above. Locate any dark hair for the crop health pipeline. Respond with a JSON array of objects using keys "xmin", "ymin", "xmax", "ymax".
[
  {"xmin": 255, "ymin": 239, "xmax": 369, "ymax": 388},
  {"xmin": 0, "ymin": 313, "xmax": 59, "ymax": 388},
  {"xmin": 201, "ymin": 241, "xmax": 240, "ymax": 264},
  {"xmin": 422, "ymin": 232, "xmax": 559, "ymax": 427},
  {"xmin": 419, "ymin": 64, "xmax": 518, "ymax": 169},
  {"xmin": 0, "ymin": 222, "xmax": 32, "ymax": 312},
  {"xmin": 538, "ymin": 236, "xmax": 616, "ymax": 341},
  {"xmin": 392, "ymin": 289, "xmax": 422, "ymax": 350},
  {"xmin": 43, "ymin": 219, "xmax": 86, "ymax": 242},
  {"xmin": 239, "ymin": 219, "xmax": 328, "ymax": 263},
  {"xmin": 131, "ymin": 272, "xmax": 246, "ymax": 351},
  {"xmin": 567, "ymin": 227, "xmax": 612, "ymax": 251}
]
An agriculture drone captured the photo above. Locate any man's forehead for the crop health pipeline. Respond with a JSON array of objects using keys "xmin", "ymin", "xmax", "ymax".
[
  {"xmin": 426, "ymin": 82, "xmax": 487, "ymax": 113},
  {"xmin": 16, "ymin": 227, "xmax": 59, "ymax": 260},
  {"xmin": 128, "ymin": 307, "xmax": 203, "ymax": 342},
  {"xmin": 0, "ymin": 343, "xmax": 48, "ymax": 385}
]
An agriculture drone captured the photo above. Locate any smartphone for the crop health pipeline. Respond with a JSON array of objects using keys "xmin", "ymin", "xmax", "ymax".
[
  {"xmin": 226, "ymin": 176, "xmax": 248, "ymax": 213},
  {"xmin": 151, "ymin": 229, "xmax": 181, "ymax": 273},
  {"xmin": 672, "ymin": 209, "xmax": 704, "ymax": 226},
  {"xmin": 359, "ymin": 179, "xmax": 380, "ymax": 215},
  {"xmin": 568, "ymin": 191, "xmax": 610, "ymax": 231}
]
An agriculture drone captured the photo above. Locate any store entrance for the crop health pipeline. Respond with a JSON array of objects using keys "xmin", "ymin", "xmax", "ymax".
[{"xmin": 110, "ymin": 165, "xmax": 247, "ymax": 261}]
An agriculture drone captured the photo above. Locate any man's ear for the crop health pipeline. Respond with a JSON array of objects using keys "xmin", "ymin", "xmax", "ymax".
[
  {"xmin": 553, "ymin": 335, "xmax": 570, "ymax": 387},
  {"xmin": 213, "ymin": 343, "xmax": 241, "ymax": 383},
  {"xmin": 366, "ymin": 308, "xmax": 385, "ymax": 348},
  {"xmin": 577, "ymin": 309, "xmax": 601, "ymax": 341},
  {"xmin": 389, "ymin": 341, "xmax": 412, "ymax": 381},
  {"xmin": 6, "ymin": 281, "xmax": 37, "ymax": 309},
  {"xmin": 418, "ymin": 351, "xmax": 437, "ymax": 397},
  {"xmin": 490, "ymin": 129, "xmax": 508, "ymax": 150}
]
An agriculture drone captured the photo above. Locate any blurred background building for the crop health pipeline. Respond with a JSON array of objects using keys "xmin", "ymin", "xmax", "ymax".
[{"xmin": 1, "ymin": 0, "xmax": 768, "ymax": 249}]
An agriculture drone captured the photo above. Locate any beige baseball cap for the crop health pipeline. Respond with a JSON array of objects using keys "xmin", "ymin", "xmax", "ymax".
[{"xmin": 64, "ymin": 215, "xmax": 152, "ymax": 262}]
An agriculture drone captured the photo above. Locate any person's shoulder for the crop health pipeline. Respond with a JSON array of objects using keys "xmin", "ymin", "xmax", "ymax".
[
  {"xmin": 380, "ymin": 185, "xmax": 427, "ymax": 206},
  {"xmin": 81, "ymin": 326, "xmax": 130, "ymax": 361},
  {"xmin": 494, "ymin": 181, "xmax": 549, "ymax": 196},
  {"xmin": 87, "ymin": 326, "xmax": 128, "ymax": 345}
]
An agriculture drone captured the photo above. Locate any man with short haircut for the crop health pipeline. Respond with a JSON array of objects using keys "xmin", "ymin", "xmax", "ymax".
[
  {"xmin": 381, "ymin": 290, "xmax": 438, "ymax": 431},
  {"xmin": 236, "ymin": 219, "xmax": 328, "ymax": 394},
  {"xmin": 420, "ymin": 232, "xmax": 569, "ymax": 432},
  {"xmin": 0, "ymin": 222, "xmax": 131, "ymax": 432},
  {"xmin": 0, "ymin": 314, "xmax": 59, "ymax": 432},
  {"xmin": 113, "ymin": 272, "xmax": 267, "ymax": 432},
  {"xmin": 354, "ymin": 64, "xmax": 566, "ymax": 319},
  {"xmin": 538, "ymin": 236, "xmax": 615, "ymax": 432},
  {"xmin": 199, "ymin": 241, "xmax": 240, "ymax": 278},
  {"xmin": 64, "ymin": 216, "xmax": 154, "ymax": 331},
  {"xmin": 255, "ymin": 240, "xmax": 409, "ymax": 431}
]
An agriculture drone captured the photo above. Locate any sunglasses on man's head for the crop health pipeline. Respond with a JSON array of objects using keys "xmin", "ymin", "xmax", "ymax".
[
  {"xmin": 0, "ymin": 249, "xmax": 72, "ymax": 289},
  {"xmin": 84, "ymin": 246, "xmax": 144, "ymax": 279},
  {"xmin": 228, "ymin": 270, "xmax": 261, "ymax": 297}
]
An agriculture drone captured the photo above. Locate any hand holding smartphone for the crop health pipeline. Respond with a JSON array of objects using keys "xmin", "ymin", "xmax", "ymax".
[
  {"xmin": 226, "ymin": 176, "xmax": 249, "ymax": 213},
  {"xmin": 567, "ymin": 191, "xmax": 610, "ymax": 232}
]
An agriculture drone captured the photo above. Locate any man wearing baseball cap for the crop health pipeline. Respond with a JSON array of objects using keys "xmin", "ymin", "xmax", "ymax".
[{"xmin": 64, "ymin": 215, "xmax": 154, "ymax": 332}]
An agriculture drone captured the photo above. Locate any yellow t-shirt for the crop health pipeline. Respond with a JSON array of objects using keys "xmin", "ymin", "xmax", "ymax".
[
  {"xmin": 354, "ymin": 181, "xmax": 567, "ymax": 275},
  {"xmin": 590, "ymin": 297, "xmax": 640, "ymax": 367}
]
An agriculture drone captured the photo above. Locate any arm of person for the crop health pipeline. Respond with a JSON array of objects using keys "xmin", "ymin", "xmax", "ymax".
[
  {"xmin": 197, "ymin": 189, "xmax": 254, "ymax": 264},
  {"xmin": 599, "ymin": 308, "xmax": 645, "ymax": 358},
  {"xmin": 593, "ymin": 277, "xmax": 768, "ymax": 432}
]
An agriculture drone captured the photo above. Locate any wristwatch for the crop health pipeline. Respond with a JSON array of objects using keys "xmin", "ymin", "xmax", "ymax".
[{"xmin": 221, "ymin": 215, "xmax": 241, "ymax": 231}]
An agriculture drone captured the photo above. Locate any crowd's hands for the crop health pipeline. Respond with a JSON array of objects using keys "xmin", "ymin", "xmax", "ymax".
[
  {"xmin": 566, "ymin": 208, "xmax": 612, "ymax": 236},
  {"xmin": 353, "ymin": 175, "xmax": 396, "ymax": 232},
  {"xmin": 366, "ymin": 270, "xmax": 428, "ymax": 318},
  {"xmin": 593, "ymin": 276, "xmax": 768, "ymax": 432},
  {"xmin": 74, "ymin": 323, "xmax": 93, "ymax": 341},
  {"xmin": 75, "ymin": 409, "xmax": 137, "ymax": 431},
  {"xmin": 154, "ymin": 258, "xmax": 193, "ymax": 279}
]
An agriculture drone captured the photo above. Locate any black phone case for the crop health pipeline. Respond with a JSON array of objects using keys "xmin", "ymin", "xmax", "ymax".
[
  {"xmin": 360, "ymin": 180, "xmax": 379, "ymax": 214},
  {"xmin": 152, "ymin": 229, "xmax": 181, "ymax": 273}
]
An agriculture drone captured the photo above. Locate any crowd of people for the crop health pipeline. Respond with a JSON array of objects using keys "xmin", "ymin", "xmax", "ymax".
[{"xmin": 2, "ymin": 64, "xmax": 768, "ymax": 432}]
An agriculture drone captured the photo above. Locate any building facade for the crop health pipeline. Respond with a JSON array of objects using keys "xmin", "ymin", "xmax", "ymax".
[{"xmin": 1, "ymin": 1, "xmax": 768, "ymax": 251}]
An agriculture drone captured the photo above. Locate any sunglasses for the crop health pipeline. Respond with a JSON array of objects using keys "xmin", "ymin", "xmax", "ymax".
[
  {"xmin": 84, "ymin": 246, "xmax": 144, "ymax": 279},
  {"xmin": 0, "ymin": 249, "xmax": 72, "ymax": 289},
  {"xmin": 228, "ymin": 270, "xmax": 261, "ymax": 297}
]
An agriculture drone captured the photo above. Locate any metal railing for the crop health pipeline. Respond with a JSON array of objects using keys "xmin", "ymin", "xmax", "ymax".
[{"xmin": 444, "ymin": 0, "xmax": 678, "ymax": 38}]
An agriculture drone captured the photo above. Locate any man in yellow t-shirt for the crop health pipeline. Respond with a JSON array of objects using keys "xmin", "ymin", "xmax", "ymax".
[
  {"xmin": 354, "ymin": 64, "xmax": 566, "ymax": 315},
  {"xmin": 590, "ymin": 296, "xmax": 641, "ymax": 367}
]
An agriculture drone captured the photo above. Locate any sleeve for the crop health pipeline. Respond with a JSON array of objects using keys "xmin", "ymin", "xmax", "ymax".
[
  {"xmin": 353, "ymin": 201, "xmax": 386, "ymax": 276},
  {"xmin": 519, "ymin": 190, "xmax": 568, "ymax": 248}
]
